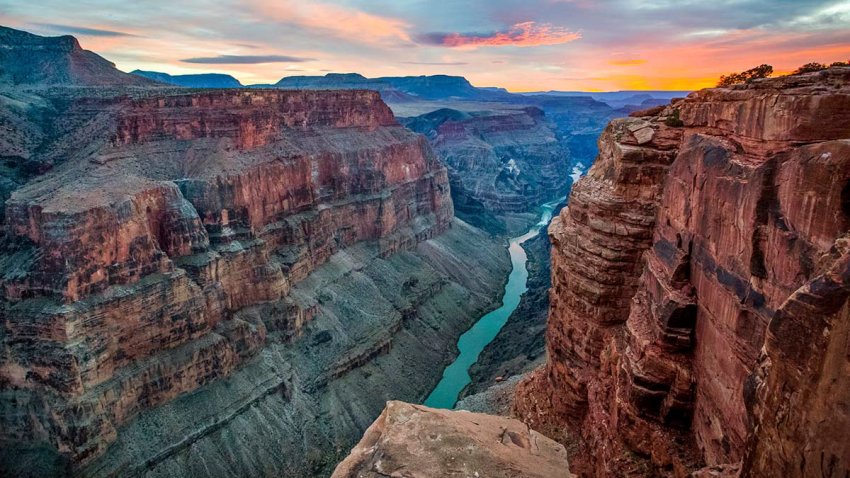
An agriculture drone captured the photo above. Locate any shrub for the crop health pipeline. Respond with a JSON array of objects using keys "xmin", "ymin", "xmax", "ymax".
[
  {"xmin": 717, "ymin": 64, "xmax": 773, "ymax": 87},
  {"xmin": 830, "ymin": 60, "xmax": 850, "ymax": 67},
  {"xmin": 792, "ymin": 62, "xmax": 828, "ymax": 75},
  {"xmin": 665, "ymin": 109, "xmax": 684, "ymax": 127}
]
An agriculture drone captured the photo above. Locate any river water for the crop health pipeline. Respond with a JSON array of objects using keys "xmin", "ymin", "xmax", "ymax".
[{"xmin": 424, "ymin": 197, "xmax": 564, "ymax": 409}]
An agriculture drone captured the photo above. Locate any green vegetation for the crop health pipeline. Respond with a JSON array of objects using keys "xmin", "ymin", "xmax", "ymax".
[
  {"xmin": 665, "ymin": 109, "xmax": 684, "ymax": 127},
  {"xmin": 793, "ymin": 62, "xmax": 829, "ymax": 74},
  {"xmin": 717, "ymin": 64, "xmax": 773, "ymax": 87}
]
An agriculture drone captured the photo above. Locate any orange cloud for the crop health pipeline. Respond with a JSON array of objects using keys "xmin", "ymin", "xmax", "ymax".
[{"xmin": 419, "ymin": 22, "xmax": 580, "ymax": 48}]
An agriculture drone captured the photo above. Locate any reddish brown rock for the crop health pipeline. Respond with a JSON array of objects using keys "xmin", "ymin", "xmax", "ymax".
[
  {"xmin": 332, "ymin": 401, "xmax": 571, "ymax": 478},
  {"xmin": 0, "ymin": 88, "xmax": 453, "ymax": 469},
  {"xmin": 515, "ymin": 67, "xmax": 850, "ymax": 476}
]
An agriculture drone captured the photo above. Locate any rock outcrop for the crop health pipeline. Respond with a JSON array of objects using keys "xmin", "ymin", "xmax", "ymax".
[
  {"xmin": 515, "ymin": 67, "xmax": 850, "ymax": 476},
  {"xmin": 332, "ymin": 400, "xmax": 571, "ymax": 478}
]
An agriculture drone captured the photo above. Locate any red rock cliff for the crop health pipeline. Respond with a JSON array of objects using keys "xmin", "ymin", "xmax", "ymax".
[
  {"xmin": 0, "ymin": 89, "xmax": 452, "ymax": 467},
  {"xmin": 515, "ymin": 67, "xmax": 850, "ymax": 476}
]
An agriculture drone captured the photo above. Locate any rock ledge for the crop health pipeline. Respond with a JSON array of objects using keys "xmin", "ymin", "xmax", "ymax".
[{"xmin": 333, "ymin": 400, "xmax": 571, "ymax": 478}]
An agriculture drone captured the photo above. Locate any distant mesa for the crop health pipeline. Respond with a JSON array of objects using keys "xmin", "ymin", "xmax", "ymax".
[
  {"xmin": 273, "ymin": 73, "xmax": 514, "ymax": 102},
  {"xmin": 131, "ymin": 70, "xmax": 243, "ymax": 88},
  {"xmin": 0, "ymin": 26, "xmax": 155, "ymax": 86},
  {"xmin": 274, "ymin": 72, "xmax": 388, "ymax": 90}
]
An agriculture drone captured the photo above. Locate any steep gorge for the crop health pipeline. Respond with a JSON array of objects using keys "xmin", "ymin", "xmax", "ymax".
[
  {"xmin": 514, "ymin": 66, "xmax": 850, "ymax": 476},
  {"xmin": 0, "ymin": 85, "xmax": 510, "ymax": 476}
]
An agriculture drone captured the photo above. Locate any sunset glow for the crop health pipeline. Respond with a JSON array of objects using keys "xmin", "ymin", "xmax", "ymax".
[{"xmin": 1, "ymin": 0, "xmax": 848, "ymax": 91}]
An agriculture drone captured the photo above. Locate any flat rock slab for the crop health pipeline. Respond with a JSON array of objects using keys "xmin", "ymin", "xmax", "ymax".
[{"xmin": 332, "ymin": 400, "xmax": 571, "ymax": 478}]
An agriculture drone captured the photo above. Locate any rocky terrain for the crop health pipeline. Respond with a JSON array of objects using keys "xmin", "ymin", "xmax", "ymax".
[
  {"xmin": 332, "ymin": 401, "xmax": 571, "ymax": 478},
  {"xmin": 0, "ymin": 27, "xmax": 512, "ymax": 477},
  {"xmin": 135, "ymin": 70, "xmax": 636, "ymax": 235},
  {"xmin": 514, "ymin": 66, "xmax": 850, "ymax": 476},
  {"xmin": 399, "ymin": 106, "xmax": 569, "ymax": 234}
]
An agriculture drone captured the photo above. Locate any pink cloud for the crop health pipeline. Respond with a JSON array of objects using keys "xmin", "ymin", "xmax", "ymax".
[
  {"xmin": 251, "ymin": 0, "xmax": 411, "ymax": 45},
  {"xmin": 419, "ymin": 22, "xmax": 581, "ymax": 49}
]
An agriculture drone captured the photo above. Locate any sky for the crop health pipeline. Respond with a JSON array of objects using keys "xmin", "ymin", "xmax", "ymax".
[{"xmin": 1, "ymin": 0, "xmax": 849, "ymax": 91}]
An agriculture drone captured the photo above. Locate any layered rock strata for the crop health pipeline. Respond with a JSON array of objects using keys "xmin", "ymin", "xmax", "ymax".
[
  {"xmin": 0, "ymin": 88, "xmax": 469, "ymax": 475},
  {"xmin": 332, "ymin": 400, "xmax": 571, "ymax": 478},
  {"xmin": 402, "ymin": 106, "xmax": 569, "ymax": 233},
  {"xmin": 76, "ymin": 219, "xmax": 509, "ymax": 477},
  {"xmin": 515, "ymin": 67, "xmax": 850, "ymax": 476}
]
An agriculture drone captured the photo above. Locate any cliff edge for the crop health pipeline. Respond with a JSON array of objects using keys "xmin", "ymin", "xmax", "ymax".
[{"xmin": 515, "ymin": 66, "xmax": 850, "ymax": 476}]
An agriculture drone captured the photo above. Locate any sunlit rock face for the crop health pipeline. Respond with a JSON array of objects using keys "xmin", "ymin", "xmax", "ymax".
[
  {"xmin": 515, "ymin": 67, "xmax": 850, "ymax": 477},
  {"xmin": 0, "ymin": 88, "xmax": 454, "ymax": 470},
  {"xmin": 332, "ymin": 401, "xmax": 571, "ymax": 478}
]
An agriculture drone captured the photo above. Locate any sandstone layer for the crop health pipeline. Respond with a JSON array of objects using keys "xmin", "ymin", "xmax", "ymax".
[
  {"xmin": 332, "ymin": 400, "xmax": 571, "ymax": 478},
  {"xmin": 515, "ymin": 67, "xmax": 850, "ymax": 476},
  {"xmin": 0, "ymin": 85, "xmax": 513, "ymax": 476}
]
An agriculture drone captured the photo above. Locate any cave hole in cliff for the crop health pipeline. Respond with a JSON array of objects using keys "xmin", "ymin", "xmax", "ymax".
[{"xmin": 667, "ymin": 303, "xmax": 697, "ymax": 329}]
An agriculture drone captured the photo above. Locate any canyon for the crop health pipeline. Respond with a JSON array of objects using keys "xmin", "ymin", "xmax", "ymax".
[
  {"xmin": 6, "ymin": 22, "xmax": 849, "ymax": 478},
  {"xmin": 336, "ymin": 63, "xmax": 850, "ymax": 478},
  {"xmin": 0, "ymin": 27, "xmax": 512, "ymax": 477},
  {"xmin": 398, "ymin": 104, "xmax": 570, "ymax": 234}
]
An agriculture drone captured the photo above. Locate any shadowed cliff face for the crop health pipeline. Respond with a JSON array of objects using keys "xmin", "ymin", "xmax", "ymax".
[
  {"xmin": 0, "ymin": 87, "xmax": 510, "ymax": 476},
  {"xmin": 515, "ymin": 66, "xmax": 850, "ymax": 477},
  {"xmin": 0, "ymin": 26, "xmax": 155, "ymax": 87},
  {"xmin": 400, "ymin": 106, "xmax": 571, "ymax": 235}
]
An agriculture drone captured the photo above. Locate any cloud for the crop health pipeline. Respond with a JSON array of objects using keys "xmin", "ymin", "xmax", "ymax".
[
  {"xmin": 33, "ymin": 23, "xmax": 136, "ymax": 37},
  {"xmin": 250, "ymin": 0, "xmax": 411, "ymax": 45},
  {"xmin": 6, "ymin": 0, "xmax": 849, "ymax": 91},
  {"xmin": 402, "ymin": 61, "xmax": 469, "ymax": 65},
  {"xmin": 181, "ymin": 54, "xmax": 316, "ymax": 64},
  {"xmin": 417, "ymin": 21, "xmax": 581, "ymax": 48}
]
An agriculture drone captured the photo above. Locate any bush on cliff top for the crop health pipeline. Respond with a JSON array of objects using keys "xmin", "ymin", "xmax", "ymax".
[
  {"xmin": 717, "ymin": 64, "xmax": 773, "ymax": 87},
  {"xmin": 792, "ymin": 62, "xmax": 829, "ymax": 75},
  {"xmin": 791, "ymin": 61, "xmax": 849, "ymax": 75}
]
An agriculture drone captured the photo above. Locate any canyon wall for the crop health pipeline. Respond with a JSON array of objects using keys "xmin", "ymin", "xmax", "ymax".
[
  {"xmin": 515, "ymin": 67, "xmax": 850, "ymax": 476},
  {"xmin": 0, "ymin": 87, "xmax": 510, "ymax": 476},
  {"xmin": 401, "ymin": 106, "xmax": 570, "ymax": 234}
]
